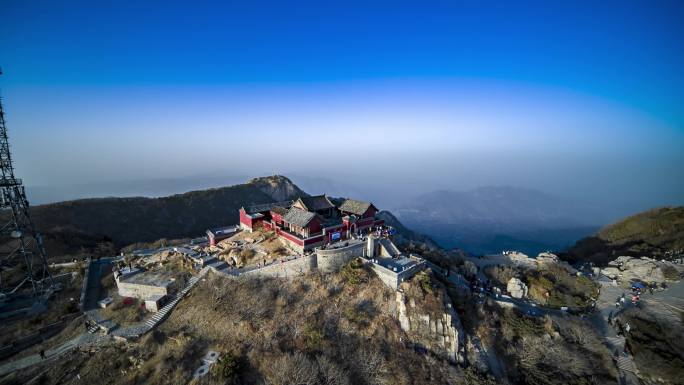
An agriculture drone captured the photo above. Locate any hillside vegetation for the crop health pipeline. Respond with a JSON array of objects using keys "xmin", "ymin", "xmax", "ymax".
[
  {"xmin": 597, "ymin": 206, "xmax": 684, "ymax": 249},
  {"xmin": 563, "ymin": 206, "xmax": 684, "ymax": 265},
  {"xmin": 1, "ymin": 177, "xmax": 306, "ymax": 259},
  {"xmin": 2, "ymin": 266, "xmax": 495, "ymax": 385}
]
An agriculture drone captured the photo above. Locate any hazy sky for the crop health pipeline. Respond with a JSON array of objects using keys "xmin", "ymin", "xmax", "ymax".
[{"xmin": 2, "ymin": 0, "xmax": 683, "ymax": 210}]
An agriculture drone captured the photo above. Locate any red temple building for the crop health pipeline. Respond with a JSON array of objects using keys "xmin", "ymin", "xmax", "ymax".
[{"xmin": 238, "ymin": 195, "xmax": 384, "ymax": 252}]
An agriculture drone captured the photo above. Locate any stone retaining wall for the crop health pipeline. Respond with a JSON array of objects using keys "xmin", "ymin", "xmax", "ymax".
[
  {"xmin": 117, "ymin": 282, "xmax": 170, "ymax": 299},
  {"xmin": 316, "ymin": 242, "xmax": 365, "ymax": 273},
  {"xmin": 242, "ymin": 254, "xmax": 317, "ymax": 278},
  {"xmin": 368, "ymin": 260, "xmax": 426, "ymax": 289}
]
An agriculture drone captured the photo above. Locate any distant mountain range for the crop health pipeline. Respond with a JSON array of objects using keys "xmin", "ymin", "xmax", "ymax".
[
  {"xmin": 14, "ymin": 175, "xmax": 676, "ymax": 261},
  {"xmin": 391, "ymin": 186, "xmax": 608, "ymax": 255}
]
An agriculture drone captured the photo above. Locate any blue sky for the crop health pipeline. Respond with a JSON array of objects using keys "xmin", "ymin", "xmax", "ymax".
[{"xmin": 1, "ymin": 0, "xmax": 683, "ymax": 211}]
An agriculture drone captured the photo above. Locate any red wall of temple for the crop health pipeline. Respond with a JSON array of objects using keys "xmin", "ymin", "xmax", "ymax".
[
  {"xmin": 239, "ymin": 209, "xmax": 253, "ymax": 228},
  {"xmin": 308, "ymin": 217, "xmax": 322, "ymax": 234},
  {"xmin": 276, "ymin": 228, "xmax": 305, "ymax": 246},
  {"xmin": 271, "ymin": 211, "xmax": 284, "ymax": 224}
]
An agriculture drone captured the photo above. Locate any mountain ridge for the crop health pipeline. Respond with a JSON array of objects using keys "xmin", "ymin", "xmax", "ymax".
[
  {"xmin": 562, "ymin": 206, "xmax": 684, "ymax": 265},
  {"xmin": 7, "ymin": 175, "xmax": 427, "ymax": 259}
]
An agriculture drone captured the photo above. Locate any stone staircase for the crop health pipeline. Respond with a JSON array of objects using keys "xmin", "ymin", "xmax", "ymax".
[
  {"xmin": 142, "ymin": 267, "xmax": 208, "ymax": 331},
  {"xmin": 378, "ymin": 238, "xmax": 402, "ymax": 258},
  {"xmin": 604, "ymin": 336, "xmax": 637, "ymax": 374},
  {"xmin": 616, "ymin": 355, "xmax": 637, "ymax": 373},
  {"xmin": 108, "ymin": 267, "xmax": 209, "ymax": 340},
  {"xmin": 605, "ymin": 336, "xmax": 626, "ymax": 350}
]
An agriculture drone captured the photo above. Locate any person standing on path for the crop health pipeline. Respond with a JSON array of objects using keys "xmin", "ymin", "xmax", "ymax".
[{"xmin": 39, "ymin": 349, "xmax": 46, "ymax": 360}]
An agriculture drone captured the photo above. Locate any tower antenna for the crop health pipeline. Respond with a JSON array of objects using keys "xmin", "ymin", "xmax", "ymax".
[{"xmin": 0, "ymin": 69, "xmax": 54, "ymax": 301}]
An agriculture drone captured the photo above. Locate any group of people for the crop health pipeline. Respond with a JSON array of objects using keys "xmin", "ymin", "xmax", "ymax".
[
  {"xmin": 614, "ymin": 282, "xmax": 654, "ymax": 310},
  {"xmin": 614, "ymin": 292, "xmax": 640, "ymax": 309}
]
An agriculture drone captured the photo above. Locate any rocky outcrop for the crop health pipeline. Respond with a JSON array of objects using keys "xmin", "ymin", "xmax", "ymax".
[
  {"xmin": 465, "ymin": 335, "xmax": 491, "ymax": 373},
  {"xmin": 396, "ymin": 291, "xmax": 464, "ymax": 363},
  {"xmin": 247, "ymin": 175, "xmax": 308, "ymax": 202},
  {"xmin": 601, "ymin": 256, "xmax": 683, "ymax": 284},
  {"xmin": 507, "ymin": 277, "xmax": 528, "ymax": 299},
  {"xmin": 505, "ymin": 251, "xmax": 537, "ymax": 268},
  {"xmin": 536, "ymin": 252, "xmax": 559, "ymax": 265}
]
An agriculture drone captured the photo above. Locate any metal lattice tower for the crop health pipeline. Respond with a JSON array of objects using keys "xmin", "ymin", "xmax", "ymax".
[{"xmin": 0, "ymin": 70, "xmax": 53, "ymax": 298}]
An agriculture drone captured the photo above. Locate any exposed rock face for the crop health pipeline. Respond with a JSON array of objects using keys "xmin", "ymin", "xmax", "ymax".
[
  {"xmin": 537, "ymin": 252, "xmax": 559, "ymax": 265},
  {"xmin": 396, "ymin": 292, "xmax": 411, "ymax": 331},
  {"xmin": 507, "ymin": 277, "xmax": 528, "ymax": 299},
  {"xmin": 601, "ymin": 256, "xmax": 682, "ymax": 284},
  {"xmin": 465, "ymin": 335, "xmax": 491, "ymax": 373},
  {"xmin": 247, "ymin": 175, "xmax": 307, "ymax": 201},
  {"xmin": 396, "ymin": 291, "xmax": 464, "ymax": 363},
  {"xmin": 505, "ymin": 252, "xmax": 536, "ymax": 268}
]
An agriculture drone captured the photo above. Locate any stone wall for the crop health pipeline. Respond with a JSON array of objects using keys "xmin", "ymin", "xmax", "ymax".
[
  {"xmin": 370, "ymin": 263, "xmax": 402, "ymax": 289},
  {"xmin": 316, "ymin": 242, "xmax": 365, "ymax": 273},
  {"xmin": 117, "ymin": 282, "xmax": 170, "ymax": 299},
  {"xmin": 368, "ymin": 260, "xmax": 426, "ymax": 290},
  {"xmin": 242, "ymin": 254, "xmax": 317, "ymax": 278}
]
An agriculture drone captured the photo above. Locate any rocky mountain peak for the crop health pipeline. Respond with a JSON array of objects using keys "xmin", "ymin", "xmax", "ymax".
[{"xmin": 247, "ymin": 175, "xmax": 309, "ymax": 202}]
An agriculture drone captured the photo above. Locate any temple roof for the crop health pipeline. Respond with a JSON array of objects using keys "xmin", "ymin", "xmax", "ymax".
[
  {"xmin": 295, "ymin": 195, "xmax": 335, "ymax": 212},
  {"xmin": 283, "ymin": 208, "xmax": 317, "ymax": 227},
  {"xmin": 338, "ymin": 199, "xmax": 375, "ymax": 216},
  {"xmin": 270, "ymin": 206, "xmax": 288, "ymax": 216}
]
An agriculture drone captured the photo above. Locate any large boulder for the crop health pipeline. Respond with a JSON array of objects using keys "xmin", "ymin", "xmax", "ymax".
[
  {"xmin": 505, "ymin": 252, "xmax": 536, "ymax": 268},
  {"xmin": 600, "ymin": 256, "xmax": 682, "ymax": 284},
  {"xmin": 536, "ymin": 252, "xmax": 559, "ymax": 266},
  {"xmin": 507, "ymin": 277, "xmax": 528, "ymax": 299}
]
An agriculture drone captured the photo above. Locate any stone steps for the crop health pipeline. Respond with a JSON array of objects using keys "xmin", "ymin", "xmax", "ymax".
[
  {"xmin": 142, "ymin": 269, "xmax": 207, "ymax": 329},
  {"xmin": 605, "ymin": 336, "xmax": 626, "ymax": 348},
  {"xmin": 616, "ymin": 356, "xmax": 636, "ymax": 373}
]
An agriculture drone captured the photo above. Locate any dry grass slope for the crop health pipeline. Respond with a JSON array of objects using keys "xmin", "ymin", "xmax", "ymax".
[{"xmin": 2, "ymin": 265, "xmax": 499, "ymax": 385}]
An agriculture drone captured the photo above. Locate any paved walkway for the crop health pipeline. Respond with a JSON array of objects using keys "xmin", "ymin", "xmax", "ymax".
[
  {"xmin": 0, "ymin": 333, "xmax": 105, "ymax": 377},
  {"xmin": 82, "ymin": 258, "xmax": 114, "ymax": 311}
]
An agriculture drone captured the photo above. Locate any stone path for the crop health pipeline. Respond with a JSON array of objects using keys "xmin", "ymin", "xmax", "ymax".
[
  {"xmin": 82, "ymin": 259, "xmax": 113, "ymax": 311},
  {"xmin": 0, "ymin": 333, "xmax": 105, "ymax": 377},
  {"xmin": 590, "ymin": 282, "xmax": 640, "ymax": 385}
]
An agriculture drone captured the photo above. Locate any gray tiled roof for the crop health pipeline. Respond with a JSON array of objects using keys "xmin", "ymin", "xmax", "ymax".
[
  {"xmin": 283, "ymin": 208, "xmax": 317, "ymax": 227},
  {"xmin": 296, "ymin": 195, "xmax": 334, "ymax": 212},
  {"xmin": 244, "ymin": 200, "xmax": 293, "ymax": 214},
  {"xmin": 270, "ymin": 206, "xmax": 288, "ymax": 216},
  {"xmin": 338, "ymin": 199, "xmax": 375, "ymax": 216}
]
